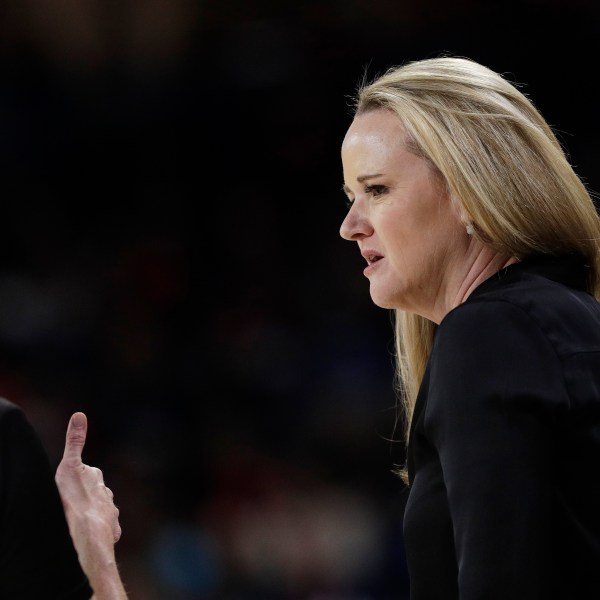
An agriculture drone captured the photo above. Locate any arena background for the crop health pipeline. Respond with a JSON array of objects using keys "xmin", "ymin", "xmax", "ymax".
[{"xmin": 0, "ymin": 1, "xmax": 598, "ymax": 598}]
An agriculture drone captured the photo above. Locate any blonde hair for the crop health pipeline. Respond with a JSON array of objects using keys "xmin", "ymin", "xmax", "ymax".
[{"xmin": 351, "ymin": 56, "xmax": 600, "ymax": 481}]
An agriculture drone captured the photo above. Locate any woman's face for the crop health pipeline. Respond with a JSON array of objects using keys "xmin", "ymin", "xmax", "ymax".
[{"xmin": 340, "ymin": 109, "xmax": 468, "ymax": 319}]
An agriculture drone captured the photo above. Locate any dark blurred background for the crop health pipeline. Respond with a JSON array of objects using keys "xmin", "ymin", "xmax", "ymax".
[{"xmin": 0, "ymin": 1, "xmax": 598, "ymax": 598}]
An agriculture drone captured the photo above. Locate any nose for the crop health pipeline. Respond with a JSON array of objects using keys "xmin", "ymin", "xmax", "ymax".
[{"xmin": 339, "ymin": 202, "xmax": 373, "ymax": 241}]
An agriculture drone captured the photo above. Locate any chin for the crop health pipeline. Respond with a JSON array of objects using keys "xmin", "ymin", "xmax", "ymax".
[
  {"xmin": 369, "ymin": 281, "xmax": 414, "ymax": 311},
  {"xmin": 368, "ymin": 290, "xmax": 399, "ymax": 310}
]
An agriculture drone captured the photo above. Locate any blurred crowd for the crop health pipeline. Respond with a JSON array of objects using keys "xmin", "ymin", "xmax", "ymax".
[{"xmin": 0, "ymin": 0, "xmax": 598, "ymax": 598}]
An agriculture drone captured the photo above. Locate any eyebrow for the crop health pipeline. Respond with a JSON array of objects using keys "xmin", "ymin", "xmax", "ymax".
[{"xmin": 342, "ymin": 173, "xmax": 384, "ymax": 195}]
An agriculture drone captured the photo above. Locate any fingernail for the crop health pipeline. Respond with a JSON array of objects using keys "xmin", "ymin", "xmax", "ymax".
[{"xmin": 72, "ymin": 413, "xmax": 85, "ymax": 428}]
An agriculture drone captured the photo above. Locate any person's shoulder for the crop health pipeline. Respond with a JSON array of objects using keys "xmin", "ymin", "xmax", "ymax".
[
  {"xmin": 0, "ymin": 397, "xmax": 38, "ymax": 447},
  {"xmin": 0, "ymin": 396, "xmax": 20, "ymax": 413},
  {"xmin": 0, "ymin": 396, "xmax": 25, "ymax": 422},
  {"xmin": 440, "ymin": 286, "xmax": 534, "ymax": 329},
  {"xmin": 437, "ymin": 296, "xmax": 537, "ymax": 350},
  {"xmin": 474, "ymin": 268, "xmax": 598, "ymax": 314},
  {"xmin": 440, "ymin": 275, "xmax": 600, "ymax": 358}
]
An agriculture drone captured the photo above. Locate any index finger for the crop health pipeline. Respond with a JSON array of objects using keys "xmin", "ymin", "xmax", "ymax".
[{"xmin": 62, "ymin": 412, "xmax": 88, "ymax": 462}]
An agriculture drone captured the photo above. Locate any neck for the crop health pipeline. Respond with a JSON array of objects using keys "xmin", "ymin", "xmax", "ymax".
[{"xmin": 430, "ymin": 243, "xmax": 518, "ymax": 324}]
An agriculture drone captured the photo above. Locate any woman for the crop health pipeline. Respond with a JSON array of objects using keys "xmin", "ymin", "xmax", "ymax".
[{"xmin": 340, "ymin": 56, "xmax": 600, "ymax": 599}]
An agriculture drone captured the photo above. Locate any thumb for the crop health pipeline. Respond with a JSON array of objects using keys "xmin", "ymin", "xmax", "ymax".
[{"xmin": 62, "ymin": 412, "xmax": 88, "ymax": 463}]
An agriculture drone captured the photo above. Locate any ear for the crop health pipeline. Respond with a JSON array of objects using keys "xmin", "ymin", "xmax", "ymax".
[{"xmin": 447, "ymin": 193, "xmax": 477, "ymax": 236}]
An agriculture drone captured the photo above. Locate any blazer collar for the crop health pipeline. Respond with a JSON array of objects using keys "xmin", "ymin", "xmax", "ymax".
[{"xmin": 468, "ymin": 254, "xmax": 591, "ymax": 300}]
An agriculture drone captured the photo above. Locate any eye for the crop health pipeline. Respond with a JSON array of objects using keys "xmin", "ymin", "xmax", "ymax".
[{"xmin": 365, "ymin": 184, "xmax": 387, "ymax": 197}]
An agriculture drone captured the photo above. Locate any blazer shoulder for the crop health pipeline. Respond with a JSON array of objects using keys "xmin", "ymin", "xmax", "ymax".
[{"xmin": 0, "ymin": 397, "xmax": 22, "ymax": 419}]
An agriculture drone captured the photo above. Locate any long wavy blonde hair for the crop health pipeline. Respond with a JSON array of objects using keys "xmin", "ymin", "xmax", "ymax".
[{"xmin": 351, "ymin": 56, "xmax": 600, "ymax": 481}]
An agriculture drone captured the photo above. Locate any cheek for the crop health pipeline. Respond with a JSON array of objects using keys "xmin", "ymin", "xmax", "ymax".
[
  {"xmin": 380, "ymin": 204, "xmax": 462, "ymax": 273},
  {"xmin": 381, "ymin": 225, "xmax": 419, "ymax": 274},
  {"xmin": 378, "ymin": 207, "xmax": 420, "ymax": 254}
]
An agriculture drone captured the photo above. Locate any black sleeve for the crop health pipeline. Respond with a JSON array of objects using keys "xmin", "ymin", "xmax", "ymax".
[
  {"xmin": 427, "ymin": 300, "xmax": 569, "ymax": 599},
  {"xmin": 0, "ymin": 399, "xmax": 93, "ymax": 599}
]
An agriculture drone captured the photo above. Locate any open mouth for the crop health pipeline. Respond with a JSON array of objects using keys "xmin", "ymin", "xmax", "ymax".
[{"xmin": 367, "ymin": 254, "xmax": 383, "ymax": 265}]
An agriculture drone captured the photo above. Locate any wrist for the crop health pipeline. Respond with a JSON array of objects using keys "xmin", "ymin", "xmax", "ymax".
[{"xmin": 89, "ymin": 561, "xmax": 128, "ymax": 600}]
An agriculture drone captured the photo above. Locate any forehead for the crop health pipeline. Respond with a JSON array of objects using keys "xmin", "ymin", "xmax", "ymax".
[
  {"xmin": 342, "ymin": 109, "xmax": 407, "ymax": 162},
  {"xmin": 342, "ymin": 109, "xmax": 414, "ymax": 176}
]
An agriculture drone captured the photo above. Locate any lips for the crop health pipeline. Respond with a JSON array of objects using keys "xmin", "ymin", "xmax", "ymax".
[
  {"xmin": 361, "ymin": 249, "xmax": 384, "ymax": 265},
  {"xmin": 360, "ymin": 248, "xmax": 383, "ymax": 276}
]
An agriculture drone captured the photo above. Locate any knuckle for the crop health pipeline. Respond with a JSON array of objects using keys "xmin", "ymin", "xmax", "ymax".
[{"xmin": 68, "ymin": 432, "xmax": 86, "ymax": 446}]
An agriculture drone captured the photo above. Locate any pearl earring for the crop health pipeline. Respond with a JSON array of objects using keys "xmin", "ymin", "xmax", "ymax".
[{"xmin": 466, "ymin": 223, "xmax": 475, "ymax": 236}]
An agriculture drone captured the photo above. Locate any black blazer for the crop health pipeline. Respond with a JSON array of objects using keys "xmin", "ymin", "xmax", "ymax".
[
  {"xmin": 0, "ymin": 398, "xmax": 92, "ymax": 599},
  {"xmin": 403, "ymin": 256, "xmax": 600, "ymax": 599}
]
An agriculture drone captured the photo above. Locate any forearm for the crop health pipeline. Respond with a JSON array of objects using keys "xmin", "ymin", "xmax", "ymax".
[
  {"xmin": 67, "ymin": 520, "xmax": 128, "ymax": 600},
  {"xmin": 89, "ymin": 561, "xmax": 128, "ymax": 600}
]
